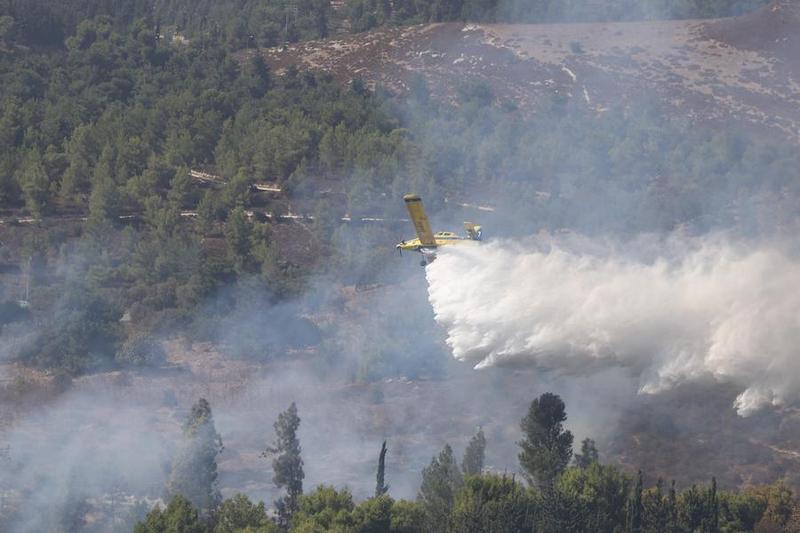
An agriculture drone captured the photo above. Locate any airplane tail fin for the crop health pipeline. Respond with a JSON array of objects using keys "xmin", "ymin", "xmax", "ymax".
[{"xmin": 464, "ymin": 222, "xmax": 482, "ymax": 241}]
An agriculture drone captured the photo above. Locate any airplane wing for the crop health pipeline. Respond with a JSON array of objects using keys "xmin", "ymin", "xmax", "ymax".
[{"xmin": 403, "ymin": 194, "xmax": 436, "ymax": 246}]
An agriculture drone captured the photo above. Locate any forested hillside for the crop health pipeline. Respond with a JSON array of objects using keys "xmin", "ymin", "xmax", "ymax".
[
  {"xmin": 345, "ymin": 0, "xmax": 771, "ymax": 31},
  {"xmin": 0, "ymin": 0, "xmax": 772, "ymax": 49},
  {"xmin": 1, "ymin": 0, "xmax": 336, "ymax": 48},
  {"xmin": 1, "ymin": 0, "xmax": 799, "ymax": 531},
  {"xmin": 0, "ymin": 13, "xmax": 401, "ymax": 374},
  {"xmin": 2, "ymin": 1, "xmax": 799, "ymax": 377}
]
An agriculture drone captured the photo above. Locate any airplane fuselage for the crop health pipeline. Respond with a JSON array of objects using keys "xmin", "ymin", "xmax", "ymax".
[{"xmin": 396, "ymin": 231, "xmax": 476, "ymax": 253}]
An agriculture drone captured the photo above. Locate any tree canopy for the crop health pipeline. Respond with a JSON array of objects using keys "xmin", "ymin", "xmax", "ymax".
[
  {"xmin": 166, "ymin": 398, "xmax": 224, "ymax": 513},
  {"xmin": 518, "ymin": 392, "xmax": 574, "ymax": 488}
]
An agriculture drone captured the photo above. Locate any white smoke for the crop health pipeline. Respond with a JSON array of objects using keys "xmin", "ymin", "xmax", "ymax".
[{"xmin": 426, "ymin": 235, "xmax": 800, "ymax": 416}]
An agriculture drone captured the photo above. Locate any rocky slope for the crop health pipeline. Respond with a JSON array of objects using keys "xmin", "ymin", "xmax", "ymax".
[{"xmin": 255, "ymin": 0, "xmax": 800, "ymax": 141}]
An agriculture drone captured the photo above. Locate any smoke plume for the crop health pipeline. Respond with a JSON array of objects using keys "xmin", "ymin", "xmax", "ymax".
[{"xmin": 426, "ymin": 234, "xmax": 800, "ymax": 415}]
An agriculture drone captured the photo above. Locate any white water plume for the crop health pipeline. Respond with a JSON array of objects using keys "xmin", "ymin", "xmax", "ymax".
[{"xmin": 426, "ymin": 235, "xmax": 800, "ymax": 415}]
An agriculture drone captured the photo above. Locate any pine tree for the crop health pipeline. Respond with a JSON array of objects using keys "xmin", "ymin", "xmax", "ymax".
[
  {"xmin": 678, "ymin": 484, "xmax": 707, "ymax": 531},
  {"xmin": 452, "ymin": 473, "xmax": 535, "ymax": 533},
  {"xmin": 643, "ymin": 479, "xmax": 668, "ymax": 533},
  {"xmin": 60, "ymin": 125, "xmax": 95, "ymax": 200},
  {"xmin": 518, "ymin": 392, "xmax": 574, "ymax": 488},
  {"xmin": 702, "ymin": 477, "xmax": 719, "ymax": 533},
  {"xmin": 86, "ymin": 173, "xmax": 119, "ymax": 236},
  {"xmin": 92, "ymin": 144, "xmax": 116, "ymax": 187},
  {"xmin": 167, "ymin": 166, "xmax": 192, "ymax": 208},
  {"xmin": 376, "ymin": 440, "xmax": 389, "ymax": 497},
  {"xmin": 224, "ymin": 207, "xmax": 251, "ymax": 273},
  {"xmin": 626, "ymin": 470, "xmax": 643, "ymax": 533},
  {"xmin": 86, "ymin": 143, "xmax": 120, "ymax": 235},
  {"xmin": 61, "ymin": 152, "xmax": 90, "ymax": 201},
  {"xmin": 240, "ymin": 55, "xmax": 271, "ymax": 98},
  {"xmin": 214, "ymin": 493, "xmax": 275, "ymax": 533},
  {"xmin": 461, "ymin": 427, "xmax": 486, "ymax": 476},
  {"xmin": 135, "ymin": 495, "xmax": 204, "ymax": 533},
  {"xmin": 264, "ymin": 402, "xmax": 304, "ymax": 528},
  {"xmin": 574, "ymin": 437, "xmax": 599, "ymax": 468},
  {"xmin": 539, "ymin": 482, "xmax": 587, "ymax": 533},
  {"xmin": 667, "ymin": 480, "xmax": 678, "ymax": 533},
  {"xmin": 19, "ymin": 149, "xmax": 49, "ymax": 217},
  {"xmin": 418, "ymin": 443, "xmax": 463, "ymax": 532},
  {"xmin": 166, "ymin": 398, "xmax": 224, "ymax": 514},
  {"xmin": 196, "ymin": 189, "xmax": 221, "ymax": 235}
]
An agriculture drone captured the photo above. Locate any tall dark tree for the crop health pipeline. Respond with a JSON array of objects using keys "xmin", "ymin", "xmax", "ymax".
[
  {"xmin": 224, "ymin": 206, "xmax": 252, "ymax": 272},
  {"xmin": 574, "ymin": 437, "xmax": 599, "ymax": 468},
  {"xmin": 678, "ymin": 484, "xmax": 707, "ymax": 531},
  {"xmin": 667, "ymin": 480, "xmax": 678, "ymax": 533},
  {"xmin": 518, "ymin": 392, "xmax": 573, "ymax": 488},
  {"xmin": 60, "ymin": 124, "xmax": 95, "ymax": 200},
  {"xmin": 461, "ymin": 427, "xmax": 486, "ymax": 476},
  {"xmin": 264, "ymin": 402, "xmax": 304, "ymax": 528},
  {"xmin": 418, "ymin": 443, "xmax": 463, "ymax": 532},
  {"xmin": 86, "ymin": 173, "xmax": 119, "ymax": 237},
  {"xmin": 376, "ymin": 440, "xmax": 389, "ymax": 497},
  {"xmin": 626, "ymin": 470, "xmax": 644, "ymax": 533},
  {"xmin": 166, "ymin": 398, "xmax": 224, "ymax": 514},
  {"xmin": 19, "ymin": 148, "xmax": 49, "ymax": 217},
  {"xmin": 240, "ymin": 55, "xmax": 271, "ymax": 98},
  {"xmin": 702, "ymin": 477, "xmax": 719, "ymax": 533},
  {"xmin": 642, "ymin": 479, "xmax": 669, "ymax": 533}
]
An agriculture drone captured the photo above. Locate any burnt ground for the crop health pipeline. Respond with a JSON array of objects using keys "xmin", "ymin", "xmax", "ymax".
[
  {"xmin": 249, "ymin": 1, "xmax": 800, "ymax": 142},
  {"xmin": 704, "ymin": 0, "xmax": 800, "ymax": 71}
]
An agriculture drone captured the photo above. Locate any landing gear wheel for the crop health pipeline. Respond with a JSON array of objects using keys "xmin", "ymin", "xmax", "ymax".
[{"xmin": 420, "ymin": 259, "xmax": 427, "ymax": 267}]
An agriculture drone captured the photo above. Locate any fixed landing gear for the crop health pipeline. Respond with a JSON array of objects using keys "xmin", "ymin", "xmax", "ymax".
[{"xmin": 420, "ymin": 259, "xmax": 427, "ymax": 267}]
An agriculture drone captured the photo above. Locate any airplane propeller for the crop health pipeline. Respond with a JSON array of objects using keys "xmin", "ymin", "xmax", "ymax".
[{"xmin": 393, "ymin": 233, "xmax": 405, "ymax": 256}]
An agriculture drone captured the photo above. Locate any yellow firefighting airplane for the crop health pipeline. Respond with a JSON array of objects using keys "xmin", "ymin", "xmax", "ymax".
[{"xmin": 396, "ymin": 194, "xmax": 482, "ymax": 266}]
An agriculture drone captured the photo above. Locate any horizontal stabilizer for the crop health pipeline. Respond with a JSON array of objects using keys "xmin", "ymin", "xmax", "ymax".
[{"xmin": 464, "ymin": 222, "xmax": 482, "ymax": 241}]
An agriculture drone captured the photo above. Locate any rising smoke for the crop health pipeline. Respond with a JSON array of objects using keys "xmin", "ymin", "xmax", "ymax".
[{"xmin": 426, "ymin": 233, "xmax": 800, "ymax": 415}]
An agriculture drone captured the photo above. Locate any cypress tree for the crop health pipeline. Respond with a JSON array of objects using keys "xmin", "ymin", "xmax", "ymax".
[{"xmin": 376, "ymin": 440, "xmax": 389, "ymax": 497}]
